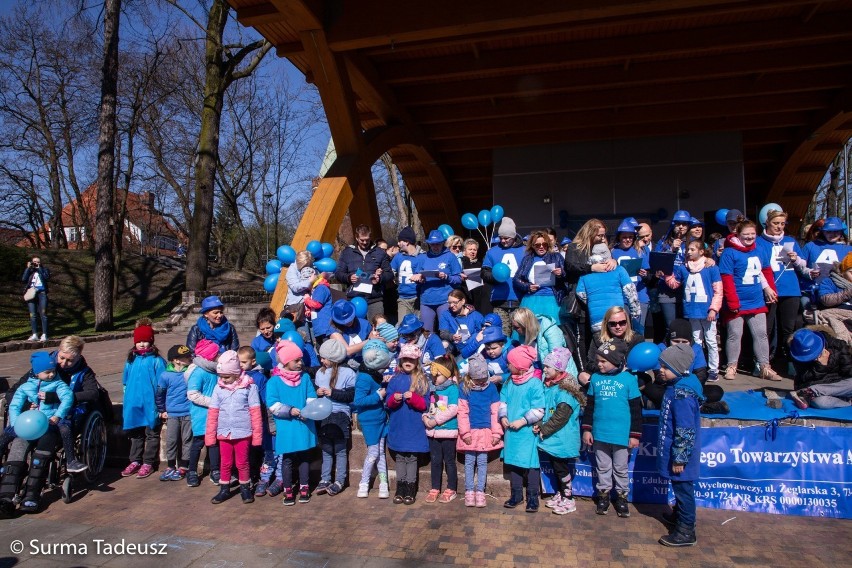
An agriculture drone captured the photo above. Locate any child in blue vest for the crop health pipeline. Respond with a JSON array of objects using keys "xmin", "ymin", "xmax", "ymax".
[
  {"xmin": 267, "ymin": 340, "xmax": 317, "ymax": 506},
  {"xmin": 185, "ymin": 339, "xmax": 221, "ymax": 487},
  {"xmin": 499, "ymin": 345, "xmax": 546, "ymax": 512},
  {"xmin": 423, "ymin": 355, "xmax": 460, "ymax": 503},
  {"xmin": 354, "ymin": 340, "xmax": 393, "ymax": 498},
  {"xmin": 155, "ymin": 345, "xmax": 194, "ymax": 481},
  {"xmin": 186, "ymin": 295, "xmax": 239, "ymax": 353},
  {"xmin": 535, "ymin": 347, "xmax": 584, "ymax": 516},
  {"xmin": 656, "ymin": 344, "xmax": 705, "ymax": 547},
  {"xmin": 386, "ymin": 343, "xmax": 430, "ymax": 505},
  {"xmin": 581, "ymin": 338, "xmax": 642, "ymax": 518},
  {"xmin": 121, "ymin": 324, "xmax": 166, "ymax": 480},
  {"xmin": 664, "ymin": 241, "xmax": 723, "ymax": 380},
  {"xmin": 238, "ymin": 345, "xmax": 278, "ymax": 497}
]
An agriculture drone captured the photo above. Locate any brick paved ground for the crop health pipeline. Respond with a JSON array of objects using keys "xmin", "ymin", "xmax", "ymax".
[{"xmin": 1, "ymin": 334, "xmax": 850, "ymax": 567}]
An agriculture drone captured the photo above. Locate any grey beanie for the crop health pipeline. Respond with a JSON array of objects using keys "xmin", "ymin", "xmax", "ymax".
[
  {"xmin": 467, "ymin": 353, "xmax": 489, "ymax": 380},
  {"xmin": 589, "ymin": 243, "xmax": 612, "ymax": 264},
  {"xmin": 318, "ymin": 339, "xmax": 347, "ymax": 364},
  {"xmin": 497, "ymin": 217, "xmax": 517, "ymax": 238},
  {"xmin": 659, "ymin": 343, "xmax": 695, "ymax": 377}
]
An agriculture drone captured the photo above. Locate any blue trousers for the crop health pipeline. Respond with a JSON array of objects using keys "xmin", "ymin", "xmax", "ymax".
[{"xmin": 672, "ymin": 479, "xmax": 696, "ymax": 531}]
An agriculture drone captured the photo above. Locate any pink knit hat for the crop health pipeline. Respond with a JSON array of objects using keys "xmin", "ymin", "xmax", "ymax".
[
  {"xmin": 399, "ymin": 343, "xmax": 422, "ymax": 361},
  {"xmin": 194, "ymin": 339, "xmax": 219, "ymax": 361},
  {"xmin": 507, "ymin": 345, "xmax": 537, "ymax": 372},
  {"xmin": 216, "ymin": 350, "xmax": 241, "ymax": 376},
  {"xmin": 275, "ymin": 340, "xmax": 303, "ymax": 366},
  {"xmin": 543, "ymin": 347, "xmax": 572, "ymax": 372}
]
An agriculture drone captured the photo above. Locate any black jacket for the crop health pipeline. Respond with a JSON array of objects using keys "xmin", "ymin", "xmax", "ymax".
[
  {"xmin": 334, "ymin": 243, "xmax": 392, "ymax": 303},
  {"xmin": 21, "ymin": 265, "xmax": 50, "ymax": 295},
  {"xmin": 793, "ymin": 336, "xmax": 852, "ymax": 390}
]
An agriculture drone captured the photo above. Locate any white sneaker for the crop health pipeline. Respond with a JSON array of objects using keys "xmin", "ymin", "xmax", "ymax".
[
  {"xmin": 39, "ymin": 334, "xmax": 47, "ymax": 342},
  {"xmin": 357, "ymin": 482, "xmax": 369, "ymax": 498},
  {"xmin": 28, "ymin": 334, "xmax": 38, "ymax": 341},
  {"xmin": 378, "ymin": 482, "xmax": 390, "ymax": 499}
]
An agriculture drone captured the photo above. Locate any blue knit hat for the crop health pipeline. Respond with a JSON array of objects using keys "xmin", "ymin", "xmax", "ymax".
[
  {"xmin": 31, "ymin": 352, "xmax": 56, "ymax": 375},
  {"xmin": 376, "ymin": 322, "xmax": 399, "ymax": 342}
]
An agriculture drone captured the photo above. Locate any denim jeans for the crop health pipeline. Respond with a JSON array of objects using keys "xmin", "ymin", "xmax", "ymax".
[
  {"xmin": 428, "ymin": 437, "xmax": 457, "ymax": 491},
  {"xmin": 672, "ymin": 480, "xmax": 696, "ymax": 531},
  {"xmin": 27, "ymin": 291, "xmax": 48, "ymax": 336},
  {"xmin": 464, "ymin": 451, "xmax": 488, "ymax": 492},
  {"xmin": 809, "ymin": 378, "xmax": 852, "ymax": 408},
  {"xmin": 420, "ymin": 303, "xmax": 448, "ymax": 333},
  {"xmin": 320, "ymin": 429, "xmax": 348, "ymax": 484},
  {"xmin": 259, "ymin": 450, "xmax": 278, "ymax": 483}
]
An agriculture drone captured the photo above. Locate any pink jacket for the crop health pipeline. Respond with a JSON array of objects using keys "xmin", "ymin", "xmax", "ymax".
[{"xmin": 456, "ymin": 398, "xmax": 503, "ymax": 452}]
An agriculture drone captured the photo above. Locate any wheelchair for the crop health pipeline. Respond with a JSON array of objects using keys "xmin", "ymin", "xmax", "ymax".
[{"xmin": 0, "ymin": 399, "xmax": 107, "ymax": 508}]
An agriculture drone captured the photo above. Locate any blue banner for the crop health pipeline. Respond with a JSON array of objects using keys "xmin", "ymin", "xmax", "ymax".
[{"xmin": 541, "ymin": 424, "xmax": 851, "ymax": 518}]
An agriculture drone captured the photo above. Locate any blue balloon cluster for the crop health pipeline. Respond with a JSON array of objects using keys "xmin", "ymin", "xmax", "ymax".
[
  {"xmin": 266, "ymin": 240, "xmax": 336, "ymax": 293},
  {"xmin": 461, "ymin": 204, "xmax": 505, "ymax": 231}
]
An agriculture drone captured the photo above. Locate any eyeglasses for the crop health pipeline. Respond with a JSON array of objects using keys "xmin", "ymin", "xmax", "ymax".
[
  {"xmin": 533, "ymin": 242, "xmax": 548, "ymax": 249},
  {"xmin": 450, "ymin": 245, "xmax": 462, "ymax": 250},
  {"xmin": 447, "ymin": 300, "xmax": 462, "ymax": 306},
  {"xmin": 607, "ymin": 320, "xmax": 628, "ymax": 328}
]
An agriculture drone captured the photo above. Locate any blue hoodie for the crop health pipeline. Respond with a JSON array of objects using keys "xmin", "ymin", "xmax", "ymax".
[
  {"xmin": 122, "ymin": 352, "xmax": 166, "ymax": 430},
  {"xmin": 155, "ymin": 367, "xmax": 191, "ymax": 417}
]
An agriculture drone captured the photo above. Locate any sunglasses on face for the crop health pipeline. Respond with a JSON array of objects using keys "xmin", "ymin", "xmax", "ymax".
[
  {"xmin": 607, "ymin": 320, "xmax": 628, "ymax": 328},
  {"xmin": 533, "ymin": 242, "xmax": 548, "ymax": 248},
  {"xmin": 451, "ymin": 245, "xmax": 462, "ymax": 250}
]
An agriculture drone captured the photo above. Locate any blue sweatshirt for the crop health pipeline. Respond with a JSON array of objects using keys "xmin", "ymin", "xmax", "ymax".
[
  {"xmin": 417, "ymin": 249, "xmax": 462, "ymax": 306},
  {"xmin": 612, "ymin": 246, "xmax": 650, "ymax": 303},
  {"xmin": 483, "ymin": 245, "xmax": 526, "ymax": 303},
  {"xmin": 802, "ymin": 240, "xmax": 852, "ymax": 268},
  {"xmin": 756, "ymin": 234, "xmax": 805, "ymax": 297},
  {"xmin": 439, "ymin": 309, "xmax": 485, "ymax": 355},
  {"xmin": 672, "ymin": 264, "xmax": 721, "ymax": 319},
  {"xmin": 391, "ymin": 252, "xmax": 421, "ymax": 299},
  {"xmin": 155, "ymin": 368, "xmax": 191, "ymax": 417},
  {"xmin": 719, "ymin": 243, "xmax": 766, "ymax": 312}
]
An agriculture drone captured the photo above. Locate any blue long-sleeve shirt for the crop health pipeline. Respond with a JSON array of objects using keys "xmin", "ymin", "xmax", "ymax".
[{"xmin": 417, "ymin": 249, "xmax": 462, "ymax": 306}]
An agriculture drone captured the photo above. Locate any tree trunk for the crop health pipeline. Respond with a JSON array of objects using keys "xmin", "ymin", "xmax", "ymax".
[
  {"xmin": 185, "ymin": 0, "xmax": 229, "ymax": 292},
  {"xmin": 826, "ymin": 154, "xmax": 841, "ymax": 219},
  {"xmin": 93, "ymin": 0, "xmax": 121, "ymax": 331}
]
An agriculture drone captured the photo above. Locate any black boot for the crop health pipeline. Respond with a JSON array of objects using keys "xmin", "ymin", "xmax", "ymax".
[
  {"xmin": 659, "ymin": 525, "xmax": 697, "ymax": 547},
  {"xmin": 403, "ymin": 481, "xmax": 416, "ymax": 505},
  {"xmin": 211, "ymin": 484, "xmax": 231, "ymax": 504},
  {"xmin": 595, "ymin": 490, "xmax": 611, "ymax": 515},
  {"xmin": 503, "ymin": 488, "xmax": 524, "ymax": 509},
  {"xmin": 393, "ymin": 481, "xmax": 405, "ymax": 505},
  {"xmin": 614, "ymin": 491, "xmax": 630, "ymax": 517},
  {"xmin": 525, "ymin": 490, "xmax": 539, "ymax": 513},
  {"xmin": 240, "ymin": 483, "xmax": 254, "ymax": 504},
  {"xmin": 661, "ymin": 505, "xmax": 679, "ymax": 528},
  {"xmin": 20, "ymin": 450, "xmax": 51, "ymax": 514},
  {"xmin": 0, "ymin": 461, "xmax": 26, "ymax": 519}
]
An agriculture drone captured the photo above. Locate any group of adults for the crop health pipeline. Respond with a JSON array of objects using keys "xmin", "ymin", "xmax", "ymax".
[{"xmin": 284, "ymin": 209, "xmax": 851, "ymax": 391}]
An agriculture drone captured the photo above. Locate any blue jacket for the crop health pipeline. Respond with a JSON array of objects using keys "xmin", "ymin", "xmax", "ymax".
[
  {"xmin": 208, "ymin": 380, "xmax": 261, "ymax": 441},
  {"xmin": 155, "ymin": 368, "xmax": 191, "ymax": 417},
  {"xmin": 439, "ymin": 309, "xmax": 485, "ymax": 355},
  {"xmin": 9, "ymin": 374, "xmax": 73, "ymax": 426},
  {"xmin": 657, "ymin": 374, "xmax": 705, "ymax": 481},
  {"xmin": 267, "ymin": 373, "xmax": 318, "ymax": 454},
  {"xmin": 353, "ymin": 369, "xmax": 389, "ymax": 446},
  {"xmin": 309, "ymin": 284, "xmax": 334, "ymax": 338},
  {"xmin": 122, "ymin": 352, "xmax": 166, "ymax": 430},
  {"xmin": 576, "ymin": 267, "xmax": 640, "ymax": 331},
  {"xmin": 385, "ymin": 373, "xmax": 429, "ymax": 453},
  {"xmin": 417, "ymin": 249, "xmax": 462, "ymax": 306},
  {"xmin": 513, "ymin": 251, "xmax": 567, "ymax": 303},
  {"xmin": 186, "ymin": 358, "xmax": 219, "ymax": 436}
]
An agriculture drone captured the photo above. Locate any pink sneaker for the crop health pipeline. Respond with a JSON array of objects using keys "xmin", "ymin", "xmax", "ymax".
[
  {"xmin": 136, "ymin": 464, "xmax": 155, "ymax": 478},
  {"xmin": 545, "ymin": 494, "xmax": 563, "ymax": 509},
  {"xmin": 553, "ymin": 498, "xmax": 577, "ymax": 515},
  {"xmin": 121, "ymin": 462, "xmax": 141, "ymax": 477},
  {"xmin": 464, "ymin": 491, "xmax": 476, "ymax": 507},
  {"xmin": 475, "ymin": 491, "xmax": 487, "ymax": 508}
]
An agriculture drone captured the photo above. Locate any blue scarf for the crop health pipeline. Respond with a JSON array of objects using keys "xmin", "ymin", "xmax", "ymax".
[{"xmin": 197, "ymin": 316, "xmax": 233, "ymax": 349}]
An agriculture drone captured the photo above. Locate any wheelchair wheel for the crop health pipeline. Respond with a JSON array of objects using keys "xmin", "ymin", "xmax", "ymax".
[
  {"xmin": 79, "ymin": 410, "xmax": 107, "ymax": 484},
  {"xmin": 61, "ymin": 475, "xmax": 72, "ymax": 504}
]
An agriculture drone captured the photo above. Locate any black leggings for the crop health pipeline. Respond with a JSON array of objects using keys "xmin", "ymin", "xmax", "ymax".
[
  {"xmin": 766, "ymin": 296, "xmax": 801, "ymax": 359},
  {"xmin": 281, "ymin": 450, "xmax": 311, "ymax": 487},
  {"xmin": 507, "ymin": 464, "xmax": 540, "ymax": 495},
  {"xmin": 429, "ymin": 437, "xmax": 457, "ymax": 491},
  {"xmin": 188, "ymin": 436, "xmax": 220, "ymax": 474},
  {"xmin": 541, "ymin": 451, "xmax": 575, "ymax": 497}
]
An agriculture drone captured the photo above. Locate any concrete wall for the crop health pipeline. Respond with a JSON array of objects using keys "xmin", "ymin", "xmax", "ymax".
[{"xmin": 492, "ymin": 132, "xmax": 745, "ymax": 239}]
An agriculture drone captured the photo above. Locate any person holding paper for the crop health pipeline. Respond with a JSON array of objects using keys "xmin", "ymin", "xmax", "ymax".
[
  {"xmin": 439, "ymin": 289, "xmax": 485, "ymax": 356},
  {"xmin": 391, "ymin": 227, "xmax": 422, "ymax": 321},
  {"xmin": 513, "ymin": 230, "xmax": 566, "ymax": 323},
  {"xmin": 482, "ymin": 218, "xmax": 527, "ymax": 336},
  {"xmin": 719, "ymin": 218, "xmax": 780, "ymax": 381},
  {"xmin": 334, "ymin": 224, "xmax": 393, "ymax": 320},
  {"xmin": 409, "ymin": 230, "xmax": 462, "ymax": 333},
  {"xmin": 802, "ymin": 216, "xmax": 852, "ymax": 279},
  {"xmin": 814, "ymin": 252, "xmax": 852, "ymax": 343},
  {"xmin": 654, "ymin": 210, "xmax": 692, "ymax": 334},
  {"xmin": 611, "ymin": 219, "xmax": 651, "ymax": 334},
  {"xmin": 461, "ymin": 238, "xmax": 489, "ymax": 314},
  {"xmin": 756, "ymin": 208, "xmax": 807, "ymax": 366}
]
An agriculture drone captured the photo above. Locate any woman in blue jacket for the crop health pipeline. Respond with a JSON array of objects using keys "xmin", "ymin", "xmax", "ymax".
[
  {"xmin": 438, "ymin": 289, "xmax": 485, "ymax": 356},
  {"xmin": 410, "ymin": 230, "xmax": 462, "ymax": 333},
  {"xmin": 513, "ymin": 230, "xmax": 566, "ymax": 323}
]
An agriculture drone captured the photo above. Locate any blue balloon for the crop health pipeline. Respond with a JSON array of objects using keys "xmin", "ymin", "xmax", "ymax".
[
  {"xmin": 715, "ymin": 209, "xmax": 729, "ymax": 227},
  {"xmin": 300, "ymin": 397, "xmax": 332, "ymax": 421},
  {"xmin": 306, "ymin": 240, "xmax": 322, "ymax": 258},
  {"xmin": 282, "ymin": 330, "xmax": 304, "ymax": 350},
  {"xmin": 14, "ymin": 409, "xmax": 48, "ymax": 441},
  {"xmin": 321, "ymin": 242, "xmax": 334, "ymax": 259},
  {"xmin": 314, "ymin": 257, "xmax": 337, "ymax": 273},
  {"xmin": 350, "ymin": 296, "xmax": 368, "ymax": 319},
  {"xmin": 461, "ymin": 213, "xmax": 478, "ymax": 230},
  {"xmin": 263, "ymin": 272, "xmax": 280, "ymax": 293},
  {"xmin": 758, "ymin": 203, "xmax": 782, "ymax": 226},
  {"xmin": 491, "ymin": 263, "xmax": 511, "ymax": 283},
  {"xmin": 276, "ymin": 244, "xmax": 296, "ymax": 266},
  {"xmin": 627, "ymin": 342, "xmax": 662, "ymax": 372},
  {"xmin": 255, "ymin": 351, "xmax": 273, "ymax": 371},
  {"xmin": 490, "ymin": 205, "xmax": 504, "ymax": 224},
  {"xmin": 438, "ymin": 224, "xmax": 454, "ymax": 239},
  {"xmin": 265, "ymin": 259, "xmax": 282, "ymax": 275},
  {"xmin": 478, "ymin": 209, "xmax": 492, "ymax": 227}
]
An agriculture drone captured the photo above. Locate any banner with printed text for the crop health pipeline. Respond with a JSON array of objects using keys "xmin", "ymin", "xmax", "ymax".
[{"xmin": 540, "ymin": 424, "xmax": 851, "ymax": 518}]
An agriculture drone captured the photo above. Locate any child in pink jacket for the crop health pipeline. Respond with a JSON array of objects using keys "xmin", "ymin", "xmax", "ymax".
[
  {"xmin": 205, "ymin": 350, "xmax": 262, "ymax": 505},
  {"xmin": 456, "ymin": 353, "xmax": 503, "ymax": 508}
]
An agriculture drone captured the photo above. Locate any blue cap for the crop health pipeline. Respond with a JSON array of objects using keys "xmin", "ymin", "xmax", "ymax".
[
  {"xmin": 31, "ymin": 351, "xmax": 56, "ymax": 375},
  {"xmin": 397, "ymin": 313, "xmax": 424, "ymax": 336},
  {"xmin": 483, "ymin": 313, "xmax": 502, "ymax": 328},
  {"xmin": 331, "ymin": 299, "xmax": 356, "ymax": 326},
  {"xmin": 425, "ymin": 230, "xmax": 445, "ymax": 244},
  {"xmin": 690, "ymin": 217, "xmax": 703, "ymax": 227},
  {"xmin": 560, "ymin": 237, "xmax": 572, "ymax": 246},
  {"xmin": 789, "ymin": 329, "xmax": 825, "ymax": 362},
  {"xmin": 823, "ymin": 217, "xmax": 844, "ymax": 232},
  {"xmin": 199, "ymin": 295, "xmax": 224, "ymax": 313},
  {"xmin": 672, "ymin": 210, "xmax": 692, "ymax": 223},
  {"xmin": 616, "ymin": 220, "xmax": 637, "ymax": 234},
  {"xmin": 481, "ymin": 326, "xmax": 506, "ymax": 345}
]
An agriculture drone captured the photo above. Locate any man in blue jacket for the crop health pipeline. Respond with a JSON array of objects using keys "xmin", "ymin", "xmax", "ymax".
[{"xmin": 334, "ymin": 225, "xmax": 393, "ymax": 320}]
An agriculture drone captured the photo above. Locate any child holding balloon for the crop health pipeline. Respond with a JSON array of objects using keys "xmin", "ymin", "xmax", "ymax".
[
  {"xmin": 266, "ymin": 340, "xmax": 318, "ymax": 506},
  {"xmin": 314, "ymin": 340, "xmax": 357, "ymax": 496}
]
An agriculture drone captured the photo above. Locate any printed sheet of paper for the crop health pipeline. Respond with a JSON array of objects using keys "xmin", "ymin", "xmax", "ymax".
[
  {"xmin": 533, "ymin": 263, "xmax": 556, "ymax": 286},
  {"xmin": 464, "ymin": 268, "xmax": 483, "ymax": 291}
]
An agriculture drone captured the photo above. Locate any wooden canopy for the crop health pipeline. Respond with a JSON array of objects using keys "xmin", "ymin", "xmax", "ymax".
[{"xmin": 229, "ymin": 0, "xmax": 852, "ymax": 240}]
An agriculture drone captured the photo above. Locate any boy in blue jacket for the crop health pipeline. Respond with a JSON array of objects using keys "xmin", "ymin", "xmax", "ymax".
[
  {"xmin": 155, "ymin": 345, "xmax": 194, "ymax": 481},
  {"xmin": 656, "ymin": 343, "xmax": 705, "ymax": 547}
]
